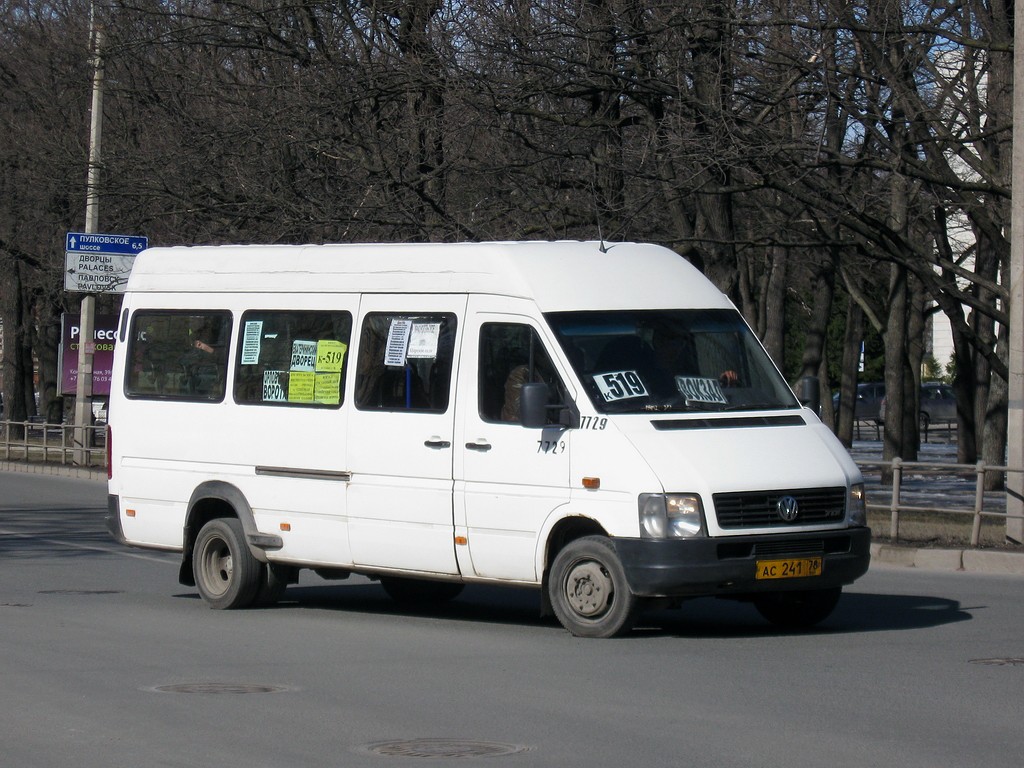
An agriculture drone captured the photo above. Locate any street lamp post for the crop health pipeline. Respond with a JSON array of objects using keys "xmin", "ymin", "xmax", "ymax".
[
  {"xmin": 1007, "ymin": 9, "xmax": 1024, "ymax": 544},
  {"xmin": 72, "ymin": 19, "xmax": 103, "ymax": 466}
]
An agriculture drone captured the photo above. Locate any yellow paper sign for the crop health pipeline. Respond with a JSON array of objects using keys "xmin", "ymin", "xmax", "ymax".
[
  {"xmin": 316, "ymin": 340, "xmax": 347, "ymax": 373},
  {"xmin": 315, "ymin": 372, "xmax": 341, "ymax": 405},
  {"xmin": 288, "ymin": 370, "xmax": 315, "ymax": 402}
]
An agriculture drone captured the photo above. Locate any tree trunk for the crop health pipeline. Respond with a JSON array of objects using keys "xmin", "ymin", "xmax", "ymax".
[
  {"xmin": 835, "ymin": 300, "xmax": 865, "ymax": 447},
  {"xmin": 34, "ymin": 301, "xmax": 63, "ymax": 424},
  {"xmin": 883, "ymin": 263, "xmax": 914, "ymax": 470},
  {"xmin": 983, "ymin": 327, "xmax": 1008, "ymax": 490},
  {"xmin": 762, "ymin": 246, "xmax": 788, "ymax": 364},
  {"xmin": 0, "ymin": 260, "xmax": 29, "ymax": 434},
  {"xmin": 798, "ymin": 256, "xmax": 835, "ymax": 383}
]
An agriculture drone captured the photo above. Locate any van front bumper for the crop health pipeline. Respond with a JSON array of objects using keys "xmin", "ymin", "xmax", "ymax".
[{"xmin": 610, "ymin": 527, "xmax": 871, "ymax": 598}]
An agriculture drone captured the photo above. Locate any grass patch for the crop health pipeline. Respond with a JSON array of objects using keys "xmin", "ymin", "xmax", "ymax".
[{"xmin": 867, "ymin": 508, "xmax": 1021, "ymax": 551}]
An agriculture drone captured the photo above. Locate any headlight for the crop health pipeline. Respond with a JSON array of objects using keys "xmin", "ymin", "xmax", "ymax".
[
  {"xmin": 639, "ymin": 493, "xmax": 705, "ymax": 538},
  {"xmin": 848, "ymin": 483, "xmax": 867, "ymax": 526}
]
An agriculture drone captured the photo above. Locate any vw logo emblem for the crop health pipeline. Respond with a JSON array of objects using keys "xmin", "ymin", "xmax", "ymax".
[{"xmin": 776, "ymin": 495, "xmax": 800, "ymax": 522}]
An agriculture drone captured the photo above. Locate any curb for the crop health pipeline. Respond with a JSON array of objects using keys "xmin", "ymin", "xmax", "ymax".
[
  {"xmin": 1, "ymin": 460, "xmax": 106, "ymax": 482},
  {"xmin": 870, "ymin": 542, "xmax": 1024, "ymax": 576}
]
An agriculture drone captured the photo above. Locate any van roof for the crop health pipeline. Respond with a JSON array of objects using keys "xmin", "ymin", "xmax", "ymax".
[{"xmin": 126, "ymin": 241, "xmax": 733, "ymax": 312}]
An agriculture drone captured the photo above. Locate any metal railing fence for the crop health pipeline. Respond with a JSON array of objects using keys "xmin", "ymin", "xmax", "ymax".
[
  {"xmin": 0, "ymin": 419, "xmax": 107, "ymax": 468},
  {"xmin": 856, "ymin": 457, "xmax": 1023, "ymax": 546},
  {"xmin": 2, "ymin": 417, "xmax": 1019, "ymax": 547}
]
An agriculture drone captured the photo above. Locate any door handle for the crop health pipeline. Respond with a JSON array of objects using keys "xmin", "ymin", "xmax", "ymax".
[
  {"xmin": 465, "ymin": 440, "xmax": 492, "ymax": 452},
  {"xmin": 424, "ymin": 438, "xmax": 452, "ymax": 449}
]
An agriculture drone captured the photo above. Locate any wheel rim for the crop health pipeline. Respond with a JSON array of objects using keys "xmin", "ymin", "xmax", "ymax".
[
  {"xmin": 563, "ymin": 559, "xmax": 613, "ymax": 618},
  {"xmin": 199, "ymin": 537, "xmax": 232, "ymax": 598}
]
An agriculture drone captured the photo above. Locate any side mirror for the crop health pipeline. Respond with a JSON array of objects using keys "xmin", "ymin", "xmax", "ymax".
[
  {"xmin": 520, "ymin": 382, "xmax": 549, "ymax": 428},
  {"xmin": 797, "ymin": 376, "xmax": 820, "ymax": 414}
]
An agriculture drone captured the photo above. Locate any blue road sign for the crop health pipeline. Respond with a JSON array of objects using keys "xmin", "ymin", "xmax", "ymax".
[{"xmin": 65, "ymin": 232, "xmax": 148, "ymax": 256}]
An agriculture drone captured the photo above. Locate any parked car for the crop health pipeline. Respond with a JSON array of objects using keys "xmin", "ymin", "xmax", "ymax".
[
  {"xmin": 832, "ymin": 382, "xmax": 885, "ymax": 424},
  {"xmin": 879, "ymin": 382, "xmax": 956, "ymax": 428}
]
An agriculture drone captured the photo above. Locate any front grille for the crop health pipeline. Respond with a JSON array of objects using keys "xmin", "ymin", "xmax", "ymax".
[
  {"xmin": 717, "ymin": 535, "xmax": 852, "ymax": 560},
  {"xmin": 713, "ymin": 487, "xmax": 846, "ymax": 529},
  {"xmin": 753, "ymin": 539, "xmax": 825, "ymax": 557}
]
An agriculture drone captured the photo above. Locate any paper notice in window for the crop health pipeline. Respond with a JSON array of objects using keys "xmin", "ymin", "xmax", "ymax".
[
  {"xmin": 407, "ymin": 322, "xmax": 441, "ymax": 358},
  {"xmin": 241, "ymin": 321, "xmax": 263, "ymax": 365},
  {"xmin": 288, "ymin": 370, "xmax": 315, "ymax": 402},
  {"xmin": 675, "ymin": 376, "xmax": 728, "ymax": 404},
  {"xmin": 263, "ymin": 370, "xmax": 286, "ymax": 402},
  {"xmin": 385, "ymin": 319, "xmax": 412, "ymax": 366},
  {"xmin": 316, "ymin": 340, "xmax": 347, "ymax": 372},
  {"xmin": 315, "ymin": 372, "xmax": 341, "ymax": 404},
  {"xmin": 290, "ymin": 340, "xmax": 317, "ymax": 372}
]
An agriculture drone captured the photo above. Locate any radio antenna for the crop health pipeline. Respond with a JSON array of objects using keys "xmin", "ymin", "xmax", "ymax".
[{"xmin": 594, "ymin": 187, "xmax": 608, "ymax": 253}]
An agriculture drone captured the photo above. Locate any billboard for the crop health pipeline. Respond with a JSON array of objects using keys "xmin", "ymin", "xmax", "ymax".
[{"xmin": 58, "ymin": 313, "xmax": 118, "ymax": 397}]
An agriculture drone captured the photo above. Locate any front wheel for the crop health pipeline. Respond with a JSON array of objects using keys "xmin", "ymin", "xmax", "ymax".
[
  {"xmin": 193, "ymin": 518, "xmax": 262, "ymax": 609},
  {"xmin": 548, "ymin": 536, "xmax": 640, "ymax": 638},
  {"xmin": 754, "ymin": 587, "xmax": 841, "ymax": 629}
]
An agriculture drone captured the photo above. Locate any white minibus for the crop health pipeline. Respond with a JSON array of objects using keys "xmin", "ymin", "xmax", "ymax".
[{"xmin": 106, "ymin": 241, "xmax": 870, "ymax": 637}]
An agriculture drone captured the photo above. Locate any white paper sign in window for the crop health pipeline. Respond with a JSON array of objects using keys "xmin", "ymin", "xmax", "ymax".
[
  {"xmin": 241, "ymin": 321, "xmax": 263, "ymax": 365},
  {"xmin": 263, "ymin": 370, "xmax": 286, "ymax": 402},
  {"xmin": 675, "ymin": 376, "xmax": 728, "ymax": 404},
  {"xmin": 593, "ymin": 370, "xmax": 649, "ymax": 401},
  {"xmin": 384, "ymin": 318, "xmax": 412, "ymax": 366},
  {"xmin": 290, "ymin": 340, "xmax": 317, "ymax": 371},
  {"xmin": 407, "ymin": 322, "xmax": 441, "ymax": 358}
]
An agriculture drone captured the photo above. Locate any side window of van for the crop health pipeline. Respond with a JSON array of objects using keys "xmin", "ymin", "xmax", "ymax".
[
  {"xmin": 124, "ymin": 311, "xmax": 231, "ymax": 401},
  {"xmin": 234, "ymin": 310, "xmax": 352, "ymax": 408},
  {"xmin": 354, "ymin": 313, "xmax": 457, "ymax": 412},
  {"xmin": 479, "ymin": 323, "xmax": 564, "ymax": 424}
]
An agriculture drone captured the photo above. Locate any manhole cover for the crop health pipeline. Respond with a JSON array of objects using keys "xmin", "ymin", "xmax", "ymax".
[
  {"xmin": 359, "ymin": 739, "xmax": 531, "ymax": 759},
  {"xmin": 969, "ymin": 657, "xmax": 1024, "ymax": 666},
  {"xmin": 151, "ymin": 683, "xmax": 290, "ymax": 694}
]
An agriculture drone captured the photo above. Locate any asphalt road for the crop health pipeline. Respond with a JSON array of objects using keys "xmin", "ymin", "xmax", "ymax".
[{"xmin": 2, "ymin": 471, "xmax": 1022, "ymax": 768}]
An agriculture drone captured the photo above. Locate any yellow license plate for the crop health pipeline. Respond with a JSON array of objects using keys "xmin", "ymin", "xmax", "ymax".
[{"xmin": 755, "ymin": 557, "xmax": 823, "ymax": 580}]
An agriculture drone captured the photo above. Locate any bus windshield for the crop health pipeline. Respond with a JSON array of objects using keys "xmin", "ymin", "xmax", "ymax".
[{"xmin": 546, "ymin": 309, "xmax": 799, "ymax": 415}]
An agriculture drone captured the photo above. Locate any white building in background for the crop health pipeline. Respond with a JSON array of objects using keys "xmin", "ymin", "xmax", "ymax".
[
  {"xmin": 928, "ymin": 210, "xmax": 975, "ymax": 378},
  {"xmin": 931, "ymin": 310, "xmax": 954, "ymax": 375},
  {"xmin": 925, "ymin": 46, "xmax": 1002, "ymax": 380}
]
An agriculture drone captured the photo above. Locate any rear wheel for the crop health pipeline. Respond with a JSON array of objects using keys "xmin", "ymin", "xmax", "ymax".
[
  {"xmin": 754, "ymin": 587, "xmax": 841, "ymax": 629},
  {"xmin": 193, "ymin": 518, "xmax": 262, "ymax": 609},
  {"xmin": 549, "ymin": 536, "xmax": 640, "ymax": 638}
]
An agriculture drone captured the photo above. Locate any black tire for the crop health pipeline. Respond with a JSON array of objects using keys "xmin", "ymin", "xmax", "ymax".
[
  {"xmin": 379, "ymin": 576, "xmax": 464, "ymax": 605},
  {"xmin": 754, "ymin": 587, "xmax": 842, "ymax": 629},
  {"xmin": 548, "ymin": 536, "xmax": 639, "ymax": 638},
  {"xmin": 192, "ymin": 518, "xmax": 262, "ymax": 609}
]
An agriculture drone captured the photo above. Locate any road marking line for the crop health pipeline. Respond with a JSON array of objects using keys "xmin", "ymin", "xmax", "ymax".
[{"xmin": 0, "ymin": 528, "xmax": 177, "ymax": 565}]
